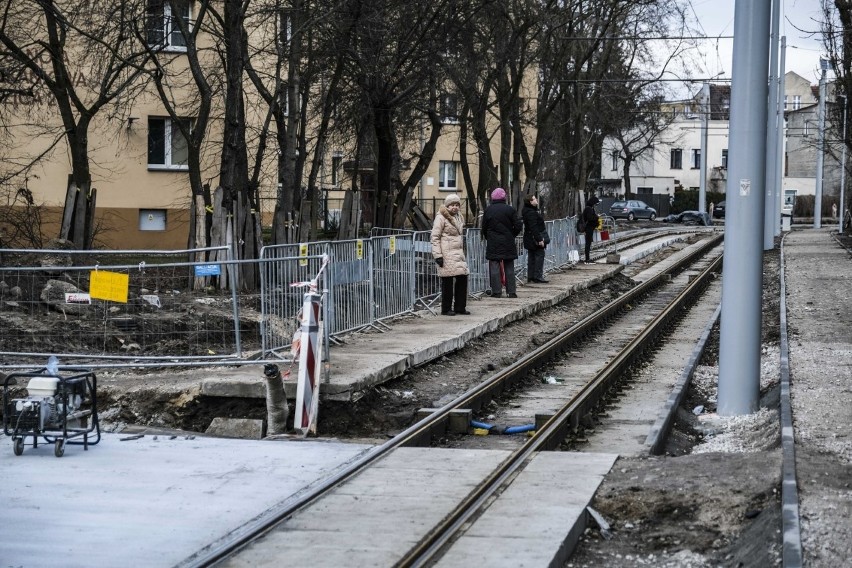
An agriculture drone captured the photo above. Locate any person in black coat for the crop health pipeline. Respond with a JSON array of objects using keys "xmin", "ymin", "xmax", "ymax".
[
  {"xmin": 581, "ymin": 196, "xmax": 600, "ymax": 264},
  {"xmin": 522, "ymin": 195, "xmax": 549, "ymax": 283},
  {"xmin": 482, "ymin": 187, "xmax": 523, "ymax": 297}
]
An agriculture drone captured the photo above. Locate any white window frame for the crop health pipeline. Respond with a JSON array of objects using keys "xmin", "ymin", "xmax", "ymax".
[
  {"xmin": 721, "ymin": 148, "xmax": 728, "ymax": 169},
  {"xmin": 147, "ymin": 1, "xmax": 192, "ymax": 53},
  {"xmin": 440, "ymin": 92, "xmax": 459, "ymax": 123},
  {"xmin": 610, "ymin": 150, "xmax": 618, "ymax": 171},
  {"xmin": 670, "ymin": 148, "xmax": 683, "ymax": 170},
  {"xmin": 691, "ymin": 148, "xmax": 701, "ymax": 169},
  {"xmin": 792, "ymin": 95, "xmax": 801, "ymax": 110},
  {"xmin": 148, "ymin": 117, "xmax": 191, "ymax": 171},
  {"xmin": 438, "ymin": 160, "xmax": 458, "ymax": 190}
]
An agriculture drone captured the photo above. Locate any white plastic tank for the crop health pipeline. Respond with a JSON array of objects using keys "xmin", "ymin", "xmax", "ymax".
[{"xmin": 26, "ymin": 377, "xmax": 59, "ymax": 397}]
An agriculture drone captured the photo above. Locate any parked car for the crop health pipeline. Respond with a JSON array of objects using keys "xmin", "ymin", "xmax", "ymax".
[
  {"xmin": 608, "ymin": 200, "xmax": 657, "ymax": 221},
  {"xmin": 712, "ymin": 200, "xmax": 726, "ymax": 219},
  {"xmin": 662, "ymin": 210, "xmax": 712, "ymax": 226}
]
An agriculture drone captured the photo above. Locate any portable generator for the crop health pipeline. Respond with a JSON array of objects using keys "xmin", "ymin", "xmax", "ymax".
[{"xmin": 3, "ymin": 368, "xmax": 101, "ymax": 457}]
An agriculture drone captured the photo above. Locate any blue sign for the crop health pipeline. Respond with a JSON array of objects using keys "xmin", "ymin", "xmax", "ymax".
[{"xmin": 195, "ymin": 264, "xmax": 221, "ymax": 276}]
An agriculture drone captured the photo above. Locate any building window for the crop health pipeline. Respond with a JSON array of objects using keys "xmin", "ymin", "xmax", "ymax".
[
  {"xmin": 139, "ymin": 209, "xmax": 167, "ymax": 231},
  {"xmin": 691, "ymin": 149, "xmax": 701, "ymax": 169},
  {"xmin": 792, "ymin": 95, "xmax": 801, "ymax": 110},
  {"xmin": 438, "ymin": 160, "xmax": 458, "ymax": 190},
  {"xmin": 331, "ymin": 153, "xmax": 342, "ymax": 186},
  {"xmin": 670, "ymin": 148, "xmax": 683, "ymax": 170},
  {"xmin": 721, "ymin": 149, "xmax": 728, "ymax": 169},
  {"xmin": 784, "ymin": 95, "xmax": 788, "ymax": 110},
  {"xmin": 148, "ymin": 117, "xmax": 191, "ymax": 170},
  {"xmin": 440, "ymin": 93, "xmax": 459, "ymax": 123},
  {"xmin": 147, "ymin": 0, "xmax": 191, "ymax": 51},
  {"xmin": 637, "ymin": 186, "xmax": 653, "ymax": 195},
  {"xmin": 610, "ymin": 150, "xmax": 618, "ymax": 171}
]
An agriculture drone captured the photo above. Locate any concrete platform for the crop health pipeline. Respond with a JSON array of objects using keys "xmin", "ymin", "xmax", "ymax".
[{"xmin": 0, "ymin": 433, "xmax": 371, "ymax": 567}]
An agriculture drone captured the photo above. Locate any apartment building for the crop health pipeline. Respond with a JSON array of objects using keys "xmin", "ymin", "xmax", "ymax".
[
  {"xmin": 600, "ymin": 71, "xmax": 824, "ymax": 204},
  {"xmin": 1, "ymin": 2, "xmax": 537, "ymax": 250}
]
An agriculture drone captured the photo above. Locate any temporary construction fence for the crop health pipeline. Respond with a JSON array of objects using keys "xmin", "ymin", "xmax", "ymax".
[
  {"xmin": 259, "ymin": 216, "xmax": 583, "ymax": 359},
  {"xmin": 1, "ymin": 215, "xmax": 585, "ymax": 366},
  {"xmin": 0, "ymin": 246, "xmax": 245, "ymax": 369}
]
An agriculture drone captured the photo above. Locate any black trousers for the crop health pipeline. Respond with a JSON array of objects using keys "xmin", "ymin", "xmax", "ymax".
[
  {"xmin": 527, "ymin": 247, "xmax": 545, "ymax": 280},
  {"xmin": 441, "ymin": 274, "xmax": 468, "ymax": 313},
  {"xmin": 584, "ymin": 228, "xmax": 595, "ymax": 261}
]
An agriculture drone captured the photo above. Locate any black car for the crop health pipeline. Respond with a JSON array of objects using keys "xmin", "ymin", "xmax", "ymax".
[
  {"xmin": 712, "ymin": 201, "xmax": 726, "ymax": 219},
  {"xmin": 663, "ymin": 210, "xmax": 712, "ymax": 226}
]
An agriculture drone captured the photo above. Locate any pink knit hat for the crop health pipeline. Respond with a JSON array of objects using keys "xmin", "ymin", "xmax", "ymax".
[{"xmin": 491, "ymin": 187, "xmax": 507, "ymax": 201}]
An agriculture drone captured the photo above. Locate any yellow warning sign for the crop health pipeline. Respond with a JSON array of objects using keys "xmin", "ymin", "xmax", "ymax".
[
  {"xmin": 389, "ymin": 236, "xmax": 396, "ymax": 255},
  {"xmin": 356, "ymin": 239, "xmax": 364, "ymax": 260},
  {"xmin": 89, "ymin": 270, "xmax": 129, "ymax": 303},
  {"xmin": 299, "ymin": 243, "xmax": 308, "ymax": 267}
]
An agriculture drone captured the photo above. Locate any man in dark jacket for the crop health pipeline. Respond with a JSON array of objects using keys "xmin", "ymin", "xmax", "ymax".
[
  {"xmin": 482, "ymin": 187, "xmax": 523, "ymax": 297},
  {"xmin": 522, "ymin": 194, "xmax": 549, "ymax": 283},
  {"xmin": 581, "ymin": 196, "xmax": 600, "ymax": 264}
]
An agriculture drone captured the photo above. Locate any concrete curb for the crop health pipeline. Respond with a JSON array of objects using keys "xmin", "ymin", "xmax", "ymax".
[{"xmin": 644, "ymin": 303, "xmax": 720, "ymax": 454}]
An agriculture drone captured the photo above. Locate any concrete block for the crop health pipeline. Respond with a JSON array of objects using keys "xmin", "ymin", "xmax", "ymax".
[
  {"xmin": 605, "ymin": 253, "xmax": 621, "ymax": 264},
  {"xmin": 205, "ymin": 417, "xmax": 264, "ymax": 439},
  {"xmin": 417, "ymin": 408, "xmax": 472, "ymax": 434}
]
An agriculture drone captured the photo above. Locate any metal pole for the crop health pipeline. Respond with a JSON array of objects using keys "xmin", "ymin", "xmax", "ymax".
[
  {"xmin": 699, "ymin": 83, "xmax": 709, "ymax": 215},
  {"xmin": 775, "ymin": 37, "xmax": 787, "ymax": 236},
  {"xmin": 718, "ymin": 0, "xmax": 771, "ymax": 416},
  {"xmin": 814, "ymin": 65, "xmax": 828, "ymax": 228},
  {"xmin": 764, "ymin": 0, "xmax": 780, "ymax": 250},
  {"xmin": 839, "ymin": 95, "xmax": 848, "ymax": 233}
]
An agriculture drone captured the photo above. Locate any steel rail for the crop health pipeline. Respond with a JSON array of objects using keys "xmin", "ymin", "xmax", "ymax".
[
  {"xmin": 187, "ymin": 233, "xmax": 722, "ymax": 568},
  {"xmin": 399, "ymin": 250, "xmax": 723, "ymax": 567}
]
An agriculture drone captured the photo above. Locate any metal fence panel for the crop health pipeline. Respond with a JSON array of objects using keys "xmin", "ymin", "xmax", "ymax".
[
  {"xmin": 325, "ymin": 239, "xmax": 374, "ymax": 336},
  {"xmin": 0, "ymin": 247, "xmax": 243, "ymax": 367},
  {"xmin": 259, "ymin": 243, "xmax": 330, "ymax": 356},
  {"xmin": 371, "ymin": 235, "xmax": 415, "ymax": 321}
]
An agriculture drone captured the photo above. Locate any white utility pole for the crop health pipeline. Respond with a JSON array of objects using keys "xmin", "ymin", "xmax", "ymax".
[{"xmin": 814, "ymin": 60, "xmax": 829, "ymax": 228}]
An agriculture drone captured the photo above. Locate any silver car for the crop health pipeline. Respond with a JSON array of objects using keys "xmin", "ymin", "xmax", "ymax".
[{"xmin": 608, "ymin": 200, "xmax": 657, "ymax": 221}]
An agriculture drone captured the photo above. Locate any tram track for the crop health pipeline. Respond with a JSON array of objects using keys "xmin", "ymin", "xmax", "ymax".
[{"xmin": 186, "ymin": 231, "xmax": 723, "ymax": 568}]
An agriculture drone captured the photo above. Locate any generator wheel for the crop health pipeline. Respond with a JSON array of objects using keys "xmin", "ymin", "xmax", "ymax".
[
  {"xmin": 13, "ymin": 437, "xmax": 24, "ymax": 456},
  {"xmin": 54, "ymin": 439, "xmax": 65, "ymax": 458}
]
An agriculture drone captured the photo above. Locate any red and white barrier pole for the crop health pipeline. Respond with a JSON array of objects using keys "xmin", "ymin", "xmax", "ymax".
[
  {"xmin": 292, "ymin": 255, "xmax": 328, "ymax": 436},
  {"xmin": 294, "ymin": 290, "xmax": 322, "ymax": 435}
]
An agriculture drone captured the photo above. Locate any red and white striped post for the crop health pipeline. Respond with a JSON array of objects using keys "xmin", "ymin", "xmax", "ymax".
[
  {"xmin": 293, "ymin": 256, "xmax": 328, "ymax": 436},
  {"xmin": 294, "ymin": 290, "xmax": 322, "ymax": 435}
]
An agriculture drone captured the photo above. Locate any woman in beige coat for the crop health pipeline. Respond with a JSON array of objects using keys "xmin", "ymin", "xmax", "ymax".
[{"xmin": 431, "ymin": 194, "xmax": 470, "ymax": 316}]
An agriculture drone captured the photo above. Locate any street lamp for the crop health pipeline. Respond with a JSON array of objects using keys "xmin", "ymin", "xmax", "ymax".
[{"xmin": 839, "ymin": 94, "xmax": 848, "ymax": 233}]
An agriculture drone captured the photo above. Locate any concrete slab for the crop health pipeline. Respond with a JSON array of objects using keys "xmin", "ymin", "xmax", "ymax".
[
  {"xmin": 435, "ymin": 451, "xmax": 618, "ymax": 567},
  {"xmin": 0, "ymin": 433, "xmax": 371, "ymax": 568},
  {"xmin": 221, "ymin": 447, "xmax": 509, "ymax": 567}
]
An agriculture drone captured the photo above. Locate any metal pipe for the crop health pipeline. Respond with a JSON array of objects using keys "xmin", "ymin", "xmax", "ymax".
[
  {"xmin": 839, "ymin": 95, "xmax": 848, "ymax": 233},
  {"xmin": 815, "ymin": 63, "xmax": 828, "ymax": 228},
  {"xmin": 764, "ymin": 0, "xmax": 781, "ymax": 250},
  {"xmin": 699, "ymin": 83, "xmax": 709, "ymax": 215}
]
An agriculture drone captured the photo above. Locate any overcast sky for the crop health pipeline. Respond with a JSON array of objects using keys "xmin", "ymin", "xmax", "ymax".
[{"xmin": 687, "ymin": 0, "xmax": 827, "ymax": 84}]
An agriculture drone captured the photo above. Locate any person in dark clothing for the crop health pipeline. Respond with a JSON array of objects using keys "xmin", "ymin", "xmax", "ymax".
[
  {"xmin": 581, "ymin": 196, "xmax": 600, "ymax": 264},
  {"xmin": 522, "ymin": 194, "xmax": 549, "ymax": 283},
  {"xmin": 482, "ymin": 187, "xmax": 523, "ymax": 297}
]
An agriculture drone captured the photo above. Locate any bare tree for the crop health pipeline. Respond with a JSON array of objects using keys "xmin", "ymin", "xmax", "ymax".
[{"xmin": 0, "ymin": 0, "xmax": 150, "ymax": 249}]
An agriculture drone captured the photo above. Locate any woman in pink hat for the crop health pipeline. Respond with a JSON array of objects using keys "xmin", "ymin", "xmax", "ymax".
[{"xmin": 481, "ymin": 188, "xmax": 523, "ymax": 298}]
